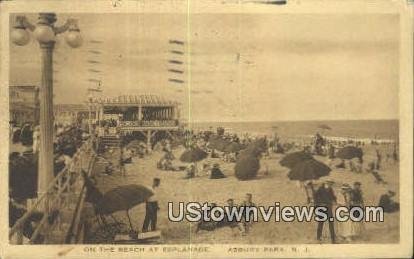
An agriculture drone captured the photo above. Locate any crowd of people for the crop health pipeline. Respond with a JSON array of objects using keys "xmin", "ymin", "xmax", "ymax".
[
  {"xmin": 9, "ymin": 120, "xmax": 89, "ymax": 243},
  {"xmin": 82, "ymin": 124, "xmax": 400, "ymax": 244},
  {"xmin": 311, "ymin": 179, "xmax": 399, "ymax": 244}
]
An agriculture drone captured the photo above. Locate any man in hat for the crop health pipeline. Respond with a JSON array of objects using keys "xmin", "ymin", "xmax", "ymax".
[
  {"xmin": 378, "ymin": 190, "xmax": 399, "ymax": 213},
  {"xmin": 142, "ymin": 178, "xmax": 161, "ymax": 232},
  {"xmin": 210, "ymin": 163, "xmax": 226, "ymax": 179},
  {"xmin": 240, "ymin": 193, "xmax": 256, "ymax": 233},
  {"xmin": 315, "ymin": 180, "xmax": 337, "ymax": 243},
  {"xmin": 350, "ymin": 182, "xmax": 364, "ymax": 207}
]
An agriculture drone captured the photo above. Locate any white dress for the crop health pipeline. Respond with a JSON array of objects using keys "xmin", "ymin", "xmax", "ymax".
[{"xmin": 336, "ymin": 194, "xmax": 353, "ymax": 239}]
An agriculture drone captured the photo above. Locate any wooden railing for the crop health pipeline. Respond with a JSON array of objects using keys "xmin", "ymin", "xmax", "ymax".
[
  {"xmin": 9, "ymin": 138, "xmax": 96, "ymax": 244},
  {"xmin": 118, "ymin": 120, "xmax": 178, "ymax": 127},
  {"xmin": 64, "ymin": 153, "xmax": 96, "ymax": 244}
]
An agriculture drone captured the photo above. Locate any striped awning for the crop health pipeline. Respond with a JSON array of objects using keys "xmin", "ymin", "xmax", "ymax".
[{"xmin": 91, "ymin": 94, "xmax": 179, "ymax": 106}]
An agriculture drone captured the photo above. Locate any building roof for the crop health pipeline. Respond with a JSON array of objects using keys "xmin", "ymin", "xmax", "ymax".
[{"xmin": 91, "ymin": 94, "xmax": 179, "ymax": 106}]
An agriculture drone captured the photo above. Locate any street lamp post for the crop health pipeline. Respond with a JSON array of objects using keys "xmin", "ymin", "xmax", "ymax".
[
  {"xmin": 11, "ymin": 13, "xmax": 82, "ymax": 210},
  {"xmin": 87, "ymin": 94, "xmax": 93, "ymax": 135}
]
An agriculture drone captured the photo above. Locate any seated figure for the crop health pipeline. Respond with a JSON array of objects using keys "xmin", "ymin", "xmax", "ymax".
[
  {"xmin": 210, "ymin": 164, "xmax": 226, "ymax": 179},
  {"xmin": 378, "ymin": 190, "xmax": 399, "ymax": 213}
]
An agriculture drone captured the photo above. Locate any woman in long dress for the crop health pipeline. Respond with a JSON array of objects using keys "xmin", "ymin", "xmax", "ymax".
[{"xmin": 336, "ymin": 184, "xmax": 353, "ymax": 242}]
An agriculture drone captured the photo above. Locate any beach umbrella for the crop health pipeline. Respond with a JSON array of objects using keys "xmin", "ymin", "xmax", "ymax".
[
  {"xmin": 287, "ymin": 159, "xmax": 331, "ymax": 181},
  {"xmin": 96, "ymin": 184, "xmax": 154, "ymax": 231},
  {"xmin": 336, "ymin": 146, "xmax": 363, "ymax": 160},
  {"xmin": 279, "ymin": 151, "xmax": 314, "ymax": 169},
  {"xmin": 208, "ymin": 137, "xmax": 229, "ymax": 152},
  {"xmin": 202, "ymin": 130, "xmax": 214, "ymax": 141},
  {"xmin": 318, "ymin": 124, "xmax": 332, "ymax": 130},
  {"xmin": 97, "ymin": 184, "xmax": 153, "ymax": 214},
  {"xmin": 243, "ymin": 138, "xmax": 268, "ymax": 156},
  {"xmin": 247, "ymin": 138, "xmax": 266, "ymax": 149},
  {"xmin": 235, "ymin": 154, "xmax": 260, "ymax": 180},
  {"xmin": 224, "ymin": 142, "xmax": 245, "ymax": 153},
  {"xmin": 180, "ymin": 147, "xmax": 208, "ymax": 163}
]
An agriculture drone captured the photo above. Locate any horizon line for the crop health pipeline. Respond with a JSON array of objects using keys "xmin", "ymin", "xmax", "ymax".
[{"xmin": 182, "ymin": 118, "xmax": 399, "ymax": 123}]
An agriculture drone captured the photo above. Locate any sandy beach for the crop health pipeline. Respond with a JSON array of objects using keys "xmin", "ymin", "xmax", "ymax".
[{"xmin": 88, "ymin": 141, "xmax": 399, "ymax": 244}]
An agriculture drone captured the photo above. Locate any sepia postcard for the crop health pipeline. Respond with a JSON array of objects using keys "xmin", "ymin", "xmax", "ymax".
[{"xmin": 0, "ymin": 0, "xmax": 413, "ymax": 258}]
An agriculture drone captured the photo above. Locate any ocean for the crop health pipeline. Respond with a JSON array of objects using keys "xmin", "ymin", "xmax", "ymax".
[{"xmin": 190, "ymin": 120, "xmax": 399, "ymax": 141}]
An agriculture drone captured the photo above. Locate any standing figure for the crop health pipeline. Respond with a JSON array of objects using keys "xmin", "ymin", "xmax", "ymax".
[
  {"xmin": 305, "ymin": 181, "xmax": 316, "ymax": 204},
  {"xmin": 349, "ymin": 182, "xmax": 365, "ymax": 239},
  {"xmin": 142, "ymin": 178, "xmax": 161, "ymax": 232},
  {"xmin": 184, "ymin": 163, "xmax": 197, "ymax": 179},
  {"xmin": 32, "ymin": 125, "xmax": 40, "ymax": 153},
  {"xmin": 337, "ymin": 184, "xmax": 353, "ymax": 242},
  {"xmin": 328, "ymin": 144, "xmax": 335, "ymax": 159},
  {"xmin": 240, "ymin": 193, "xmax": 256, "ymax": 233},
  {"xmin": 119, "ymin": 148, "xmax": 126, "ymax": 176},
  {"xmin": 375, "ymin": 149, "xmax": 382, "ymax": 170},
  {"xmin": 392, "ymin": 145, "xmax": 398, "ymax": 163},
  {"xmin": 315, "ymin": 180, "xmax": 337, "ymax": 244}
]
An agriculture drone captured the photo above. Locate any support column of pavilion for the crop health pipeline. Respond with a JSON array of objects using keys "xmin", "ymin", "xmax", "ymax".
[{"xmin": 146, "ymin": 129, "xmax": 152, "ymax": 153}]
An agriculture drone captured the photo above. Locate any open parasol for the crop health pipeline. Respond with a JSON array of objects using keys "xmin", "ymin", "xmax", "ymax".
[
  {"xmin": 287, "ymin": 159, "xmax": 331, "ymax": 181},
  {"xmin": 336, "ymin": 146, "xmax": 363, "ymax": 160},
  {"xmin": 247, "ymin": 138, "xmax": 267, "ymax": 152},
  {"xmin": 208, "ymin": 136, "xmax": 229, "ymax": 152},
  {"xmin": 180, "ymin": 147, "xmax": 208, "ymax": 163},
  {"xmin": 279, "ymin": 151, "xmax": 314, "ymax": 169},
  {"xmin": 224, "ymin": 142, "xmax": 245, "ymax": 153},
  {"xmin": 95, "ymin": 184, "xmax": 154, "ymax": 231},
  {"xmin": 234, "ymin": 154, "xmax": 260, "ymax": 180}
]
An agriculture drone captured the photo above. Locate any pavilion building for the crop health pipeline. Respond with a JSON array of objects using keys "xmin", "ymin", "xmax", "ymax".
[{"xmin": 89, "ymin": 94, "xmax": 180, "ymax": 151}]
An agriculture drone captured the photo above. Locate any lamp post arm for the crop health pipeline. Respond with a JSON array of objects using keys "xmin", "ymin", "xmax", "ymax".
[
  {"xmin": 17, "ymin": 16, "xmax": 35, "ymax": 31},
  {"xmin": 54, "ymin": 18, "xmax": 77, "ymax": 34}
]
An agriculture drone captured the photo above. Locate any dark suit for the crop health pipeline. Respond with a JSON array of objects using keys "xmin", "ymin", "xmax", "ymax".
[
  {"xmin": 314, "ymin": 185, "xmax": 337, "ymax": 243},
  {"xmin": 142, "ymin": 201, "xmax": 158, "ymax": 232}
]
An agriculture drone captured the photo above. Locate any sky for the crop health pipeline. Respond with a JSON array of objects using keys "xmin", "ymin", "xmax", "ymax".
[{"xmin": 9, "ymin": 12, "xmax": 400, "ymax": 122}]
